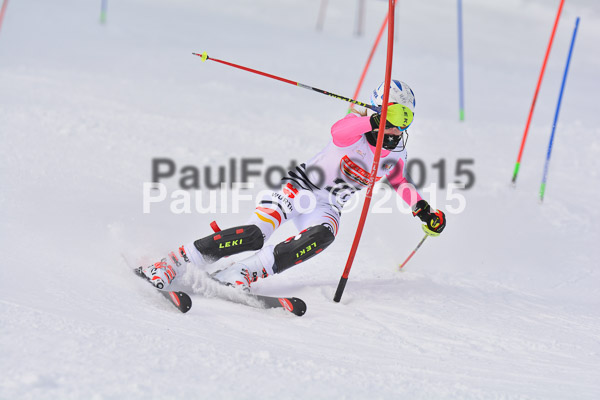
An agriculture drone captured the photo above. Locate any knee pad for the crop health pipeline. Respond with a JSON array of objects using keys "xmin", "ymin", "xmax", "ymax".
[
  {"xmin": 273, "ymin": 224, "xmax": 335, "ymax": 273},
  {"xmin": 194, "ymin": 225, "xmax": 264, "ymax": 262}
]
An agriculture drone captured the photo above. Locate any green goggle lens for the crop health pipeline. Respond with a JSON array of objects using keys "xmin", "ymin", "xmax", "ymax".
[{"xmin": 386, "ymin": 103, "xmax": 414, "ymax": 130}]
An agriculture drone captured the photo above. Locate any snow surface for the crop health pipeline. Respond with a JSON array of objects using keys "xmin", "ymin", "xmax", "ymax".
[{"xmin": 1, "ymin": 0, "xmax": 599, "ymax": 399}]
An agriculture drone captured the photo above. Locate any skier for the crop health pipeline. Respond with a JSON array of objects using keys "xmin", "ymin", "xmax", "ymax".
[{"xmin": 142, "ymin": 80, "xmax": 446, "ymax": 290}]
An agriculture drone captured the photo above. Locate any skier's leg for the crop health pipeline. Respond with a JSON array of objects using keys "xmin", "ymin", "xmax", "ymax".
[
  {"xmin": 143, "ymin": 224, "xmax": 268, "ymax": 289},
  {"xmin": 211, "ymin": 223, "xmax": 335, "ymax": 289},
  {"xmin": 246, "ymin": 185, "xmax": 300, "ymax": 241},
  {"xmin": 272, "ymin": 223, "xmax": 336, "ymax": 273},
  {"xmin": 272, "ymin": 199, "xmax": 340, "ymax": 273},
  {"xmin": 189, "ymin": 187, "xmax": 301, "ymax": 264},
  {"xmin": 191, "ymin": 224, "xmax": 265, "ymax": 262},
  {"xmin": 212, "ymin": 198, "xmax": 338, "ymax": 289},
  {"xmin": 143, "ymin": 186, "xmax": 302, "ymax": 289}
]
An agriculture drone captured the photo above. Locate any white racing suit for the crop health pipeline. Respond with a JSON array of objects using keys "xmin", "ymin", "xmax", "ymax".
[{"xmin": 145, "ymin": 114, "xmax": 422, "ymax": 288}]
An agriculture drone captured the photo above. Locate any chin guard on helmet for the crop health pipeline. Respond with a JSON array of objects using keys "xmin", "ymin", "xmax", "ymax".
[{"xmin": 365, "ymin": 130, "xmax": 408, "ymax": 151}]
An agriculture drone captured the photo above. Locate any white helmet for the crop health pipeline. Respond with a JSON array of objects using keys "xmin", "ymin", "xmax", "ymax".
[
  {"xmin": 368, "ymin": 79, "xmax": 415, "ymax": 130},
  {"xmin": 370, "ymin": 79, "xmax": 416, "ymax": 113}
]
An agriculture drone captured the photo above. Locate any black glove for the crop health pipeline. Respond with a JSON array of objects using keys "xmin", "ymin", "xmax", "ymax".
[
  {"xmin": 369, "ymin": 113, "xmax": 396, "ymax": 130},
  {"xmin": 412, "ymin": 200, "xmax": 446, "ymax": 236}
]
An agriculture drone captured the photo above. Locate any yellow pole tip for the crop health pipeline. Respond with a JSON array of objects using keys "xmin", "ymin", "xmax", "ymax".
[{"xmin": 192, "ymin": 52, "xmax": 208, "ymax": 62}]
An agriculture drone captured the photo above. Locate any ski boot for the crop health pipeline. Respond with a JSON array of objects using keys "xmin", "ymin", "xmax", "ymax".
[
  {"xmin": 140, "ymin": 243, "xmax": 206, "ymax": 289},
  {"xmin": 211, "ymin": 246, "xmax": 275, "ymax": 291}
]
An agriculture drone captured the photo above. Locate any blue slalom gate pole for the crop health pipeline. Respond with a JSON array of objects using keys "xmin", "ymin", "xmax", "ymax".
[
  {"xmin": 540, "ymin": 17, "xmax": 580, "ymax": 202},
  {"xmin": 457, "ymin": 0, "xmax": 465, "ymax": 121},
  {"xmin": 100, "ymin": 0, "xmax": 107, "ymax": 24}
]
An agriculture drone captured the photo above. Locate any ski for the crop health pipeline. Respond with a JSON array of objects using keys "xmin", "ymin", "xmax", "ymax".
[
  {"xmin": 204, "ymin": 276, "xmax": 307, "ymax": 317},
  {"xmin": 258, "ymin": 294, "xmax": 306, "ymax": 317},
  {"xmin": 126, "ymin": 254, "xmax": 304, "ymax": 316},
  {"xmin": 223, "ymin": 291, "xmax": 307, "ymax": 317},
  {"xmin": 133, "ymin": 267, "xmax": 192, "ymax": 313}
]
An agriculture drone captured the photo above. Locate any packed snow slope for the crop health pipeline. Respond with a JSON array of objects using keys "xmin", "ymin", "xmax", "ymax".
[{"xmin": 1, "ymin": 0, "xmax": 599, "ymax": 399}]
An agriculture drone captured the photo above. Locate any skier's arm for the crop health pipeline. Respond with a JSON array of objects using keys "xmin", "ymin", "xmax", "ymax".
[
  {"xmin": 386, "ymin": 157, "xmax": 423, "ymax": 207},
  {"xmin": 330, "ymin": 114, "xmax": 372, "ymax": 147},
  {"xmin": 387, "ymin": 159, "xmax": 446, "ymax": 235},
  {"xmin": 413, "ymin": 200, "xmax": 446, "ymax": 236}
]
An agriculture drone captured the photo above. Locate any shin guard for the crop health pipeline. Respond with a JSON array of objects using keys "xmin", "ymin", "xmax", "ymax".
[
  {"xmin": 194, "ymin": 225, "xmax": 264, "ymax": 262},
  {"xmin": 273, "ymin": 225, "xmax": 335, "ymax": 273}
]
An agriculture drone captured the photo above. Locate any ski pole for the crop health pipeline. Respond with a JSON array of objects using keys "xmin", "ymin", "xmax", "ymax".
[
  {"xmin": 193, "ymin": 51, "xmax": 414, "ymax": 128},
  {"xmin": 193, "ymin": 51, "xmax": 379, "ymax": 110},
  {"xmin": 399, "ymin": 234, "xmax": 428, "ymax": 270},
  {"xmin": 540, "ymin": 17, "xmax": 580, "ymax": 202}
]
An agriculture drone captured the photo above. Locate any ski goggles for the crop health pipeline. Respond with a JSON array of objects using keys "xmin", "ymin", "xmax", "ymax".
[{"xmin": 376, "ymin": 103, "xmax": 414, "ymax": 131}]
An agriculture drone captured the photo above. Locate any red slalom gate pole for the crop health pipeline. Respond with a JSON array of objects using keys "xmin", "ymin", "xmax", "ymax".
[
  {"xmin": 511, "ymin": 0, "xmax": 564, "ymax": 185},
  {"xmin": 333, "ymin": 0, "xmax": 396, "ymax": 303},
  {"xmin": 348, "ymin": 12, "xmax": 389, "ymax": 113},
  {"xmin": 0, "ymin": 0, "xmax": 10, "ymax": 36}
]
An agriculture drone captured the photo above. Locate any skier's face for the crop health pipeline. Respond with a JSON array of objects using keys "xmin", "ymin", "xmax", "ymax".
[
  {"xmin": 384, "ymin": 126, "xmax": 401, "ymax": 136},
  {"xmin": 384, "ymin": 128, "xmax": 408, "ymax": 151}
]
